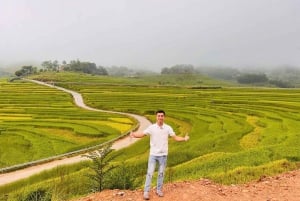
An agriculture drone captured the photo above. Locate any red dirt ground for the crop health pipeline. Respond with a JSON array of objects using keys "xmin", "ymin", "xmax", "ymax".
[{"xmin": 75, "ymin": 169, "xmax": 300, "ymax": 201}]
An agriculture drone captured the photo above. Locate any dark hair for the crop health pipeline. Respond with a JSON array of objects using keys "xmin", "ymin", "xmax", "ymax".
[{"xmin": 156, "ymin": 110, "xmax": 165, "ymax": 115}]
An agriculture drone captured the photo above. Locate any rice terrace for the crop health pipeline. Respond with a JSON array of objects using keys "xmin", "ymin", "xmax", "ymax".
[{"xmin": 0, "ymin": 72, "xmax": 299, "ymax": 200}]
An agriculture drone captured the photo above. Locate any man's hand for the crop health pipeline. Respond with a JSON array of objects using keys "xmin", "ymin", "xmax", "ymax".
[
  {"xmin": 184, "ymin": 134, "xmax": 190, "ymax": 141},
  {"xmin": 130, "ymin": 131, "xmax": 135, "ymax": 138}
]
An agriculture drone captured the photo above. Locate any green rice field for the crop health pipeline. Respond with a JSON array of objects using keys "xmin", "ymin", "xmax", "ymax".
[
  {"xmin": 32, "ymin": 73, "xmax": 300, "ymax": 171},
  {"xmin": 0, "ymin": 78, "xmax": 135, "ymax": 168},
  {"xmin": 1, "ymin": 71, "xmax": 299, "ymax": 200}
]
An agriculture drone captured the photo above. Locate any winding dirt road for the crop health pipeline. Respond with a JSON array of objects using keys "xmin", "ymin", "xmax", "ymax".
[{"xmin": 0, "ymin": 80, "xmax": 151, "ymax": 186}]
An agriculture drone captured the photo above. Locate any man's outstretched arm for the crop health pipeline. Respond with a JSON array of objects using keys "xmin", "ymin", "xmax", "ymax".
[
  {"xmin": 130, "ymin": 131, "xmax": 146, "ymax": 138},
  {"xmin": 172, "ymin": 134, "xmax": 190, "ymax": 142}
]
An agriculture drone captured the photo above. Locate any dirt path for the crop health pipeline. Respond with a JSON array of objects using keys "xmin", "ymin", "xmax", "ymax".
[
  {"xmin": 75, "ymin": 169, "xmax": 300, "ymax": 201},
  {"xmin": 0, "ymin": 80, "xmax": 151, "ymax": 186}
]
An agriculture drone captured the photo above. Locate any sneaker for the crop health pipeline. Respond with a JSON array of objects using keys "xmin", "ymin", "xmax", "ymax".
[
  {"xmin": 156, "ymin": 190, "xmax": 164, "ymax": 197},
  {"xmin": 143, "ymin": 192, "xmax": 150, "ymax": 200}
]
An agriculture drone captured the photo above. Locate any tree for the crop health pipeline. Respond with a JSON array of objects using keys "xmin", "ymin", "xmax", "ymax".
[
  {"xmin": 15, "ymin": 66, "xmax": 37, "ymax": 77},
  {"xmin": 41, "ymin": 60, "xmax": 53, "ymax": 71},
  {"xmin": 196, "ymin": 66, "xmax": 240, "ymax": 80},
  {"xmin": 41, "ymin": 60, "xmax": 60, "ymax": 71},
  {"xmin": 52, "ymin": 60, "xmax": 59, "ymax": 71},
  {"xmin": 237, "ymin": 73, "xmax": 268, "ymax": 84},
  {"xmin": 106, "ymin": 66, "xmax": 134, "ymax": 76},
  {"xmin": 97, "ymin": 66, "xmax": 108, "ymax": 75},
  {"xmin": 83, "ymin": 143, "xmax": 116, "ymax": 192},
  {"xmin": 63, "ymin": 60, "xmax": 108, "ymax": 75},
  {"xmin": 269, "ymin": 79, "xmax": 293, "ymax": 88},
  {"xmin": 161, "ymin": 64, "xmax": 195, "ymax": 74},
  {"xmin": 40, "ymin": 59, "xmax": 108, "ymax": 75}
]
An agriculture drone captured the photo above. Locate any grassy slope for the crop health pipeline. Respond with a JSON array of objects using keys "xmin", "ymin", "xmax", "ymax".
[
  {"xmin": 1, "ymin": 72, "xmax": 299, "ymax": 200},
  {"xmin": 0, "ymin": 77, "xmax": 135, "ymax": 168},
  {"xmin": 30, "ymin": 72, "xmax": 300, "ymax": 171}
]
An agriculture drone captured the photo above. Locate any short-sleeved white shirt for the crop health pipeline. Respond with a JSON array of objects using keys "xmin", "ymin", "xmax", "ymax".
[{"xmin": 143, "ymin": 123, "xmax": 175, "ymax": 156}]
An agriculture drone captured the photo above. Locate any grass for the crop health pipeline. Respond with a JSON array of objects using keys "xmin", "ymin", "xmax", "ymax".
[
  {"xmin": 0, "ymin": 162, "xmax": 91, "ymax": 200},
  {"xmin": 0, "ymin": 78, "xmax": 136, "ymax": 168},
  {"xmin": 0, "ymin": 71, "xmax": 299, "ymax": 200}
]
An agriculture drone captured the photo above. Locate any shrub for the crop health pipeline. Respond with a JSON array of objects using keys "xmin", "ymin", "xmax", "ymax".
[
  {"xmin": 106, "ymin": 162, "xmax": 135, "ymax": 190},
  {"xmin": 83, "ymin": 143, "xmax": 116, "ymax": 192}
]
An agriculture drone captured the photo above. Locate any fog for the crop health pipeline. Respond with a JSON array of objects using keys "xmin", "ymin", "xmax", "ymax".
[{"xmin": 1, "ymin": 0, "xmax": 300, "ymax": 71}]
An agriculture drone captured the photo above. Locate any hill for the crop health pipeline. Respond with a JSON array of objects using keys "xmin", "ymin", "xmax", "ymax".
[{"xmin": 1, "ymin": 72, "xmax": 299, "ymax": 200}]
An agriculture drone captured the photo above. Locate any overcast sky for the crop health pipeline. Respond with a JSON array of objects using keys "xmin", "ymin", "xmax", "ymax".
[{"xmin": 1, "ymin": 0, "xmax": 300, "ymax": 70}]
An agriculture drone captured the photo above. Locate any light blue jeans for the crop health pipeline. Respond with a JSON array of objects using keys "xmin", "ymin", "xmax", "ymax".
[{"xmin": 144, "ymin": 155, "xmax": 167, "ymax": 192}]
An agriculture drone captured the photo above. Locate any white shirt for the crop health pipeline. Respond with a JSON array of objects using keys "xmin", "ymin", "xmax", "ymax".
[{"xmin": 143, "ymin": 123, "xmax": 175, "ymax": 156}]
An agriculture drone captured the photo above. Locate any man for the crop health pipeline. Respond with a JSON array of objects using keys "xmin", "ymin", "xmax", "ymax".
[{"xmin": 130, "ymin": 110, "xmax": 190, "ymax": 200}]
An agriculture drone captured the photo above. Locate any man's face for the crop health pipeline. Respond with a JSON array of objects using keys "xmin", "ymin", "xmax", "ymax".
[{"xmin": 156, "ymin": 112, "xmax": 165, "ymax": 125}]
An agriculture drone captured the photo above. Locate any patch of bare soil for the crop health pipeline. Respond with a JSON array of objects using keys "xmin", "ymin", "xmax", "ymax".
[{"xmin": 75, "ymin": 169, "xmax": 300, "ymax": 201}]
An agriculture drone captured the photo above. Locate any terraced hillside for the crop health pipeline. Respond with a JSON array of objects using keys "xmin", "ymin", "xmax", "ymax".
[
  {"xmin": 30, "ymin": 72, "xmax": 300, "ymax": 184},
  {"xmin": 0, "ymin": 78, "xmax": 135, "ymax": 168},
  {"xmin": 1, "ymin": 72, "xmax": 299, "ymax": 200}
]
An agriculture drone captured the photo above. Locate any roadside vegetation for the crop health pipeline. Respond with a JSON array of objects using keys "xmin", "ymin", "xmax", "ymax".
[{"xmin": 0, "ymin": 71, "xmax": 299, "ymax": 200}]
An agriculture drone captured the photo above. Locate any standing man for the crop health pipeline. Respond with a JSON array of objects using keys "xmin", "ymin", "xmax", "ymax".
[{"xmin": 130, "ymin": 110, "xmax": 190, "ymax": 200}]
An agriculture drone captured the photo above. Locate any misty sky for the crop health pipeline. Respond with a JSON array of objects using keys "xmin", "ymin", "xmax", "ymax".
[{"xmin": 1, "ymin": 0, "xmax": 300, "ymax": 70}]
